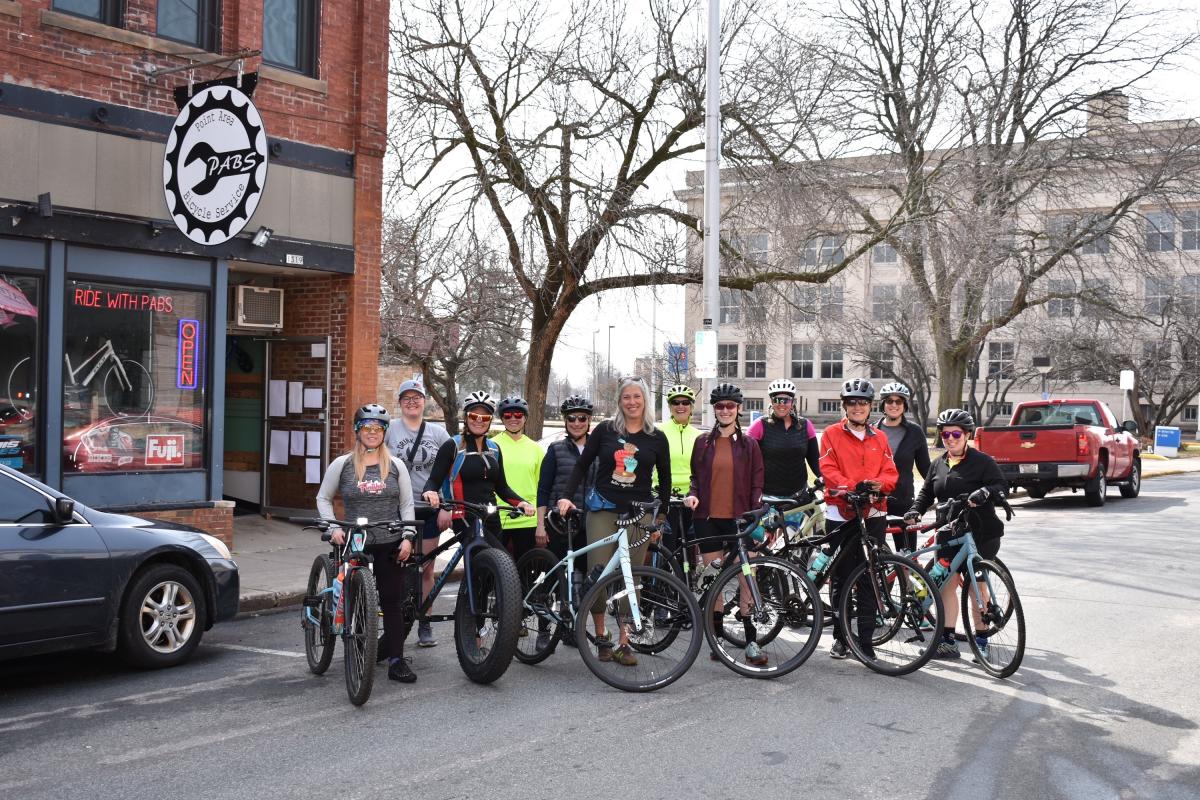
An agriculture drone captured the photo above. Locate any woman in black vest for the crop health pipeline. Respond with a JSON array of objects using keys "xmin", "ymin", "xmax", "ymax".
[
  {"xmin": 746, "ymin": 378, "xmax": 820, "ymax": 496},
  {"xmin": 875, "ymin": 382, "xmax": 931, "ymax": 551},
  {"xmin": 536, "ymin": 395, "xmax": 595, "ymax": 564}
]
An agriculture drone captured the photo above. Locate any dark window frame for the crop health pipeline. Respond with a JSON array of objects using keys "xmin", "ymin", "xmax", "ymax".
[
  {"xmin": 263, "ymin": 0, "xmax": 321, "ymax": 77},
  {"xmin": 157, "ymin": 0, "xmax": 222, "ymax": 52},
  {"xmin": 53, "ymin": 0, "xmax": 124, "ymax": 27}
]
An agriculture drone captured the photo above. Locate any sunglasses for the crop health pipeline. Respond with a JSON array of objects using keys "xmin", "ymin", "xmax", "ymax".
[
  {"xmin": 770, "ymin": 396, "xmax": 794, "ymax": 405},
  {"xmin": 358, "ymin": 422, "xmax": 385, "ymax": 432},
  {"xmin": 940, "ymin": 430, "xmax": 965, "ymax": 440},
  {"xmin": 565, "ymin": 414, "xmax": 590, "ymax": 423},
  {"xmin": 670, "ymin": 399, "xmax": 693, "ymax": 406},
  {"xmin": 466, "ymin": 412, "xmax": 493, "ymax": 424},
  {"xmin": 501, "ymin": 411, "xmax": 526, "ymax": 420},
  {"xmin": 714, "ymin": 402, "xmax": 739, "ymax": 412},
  {"xmin": 844, "ymin": 399, "xmax": 871, "ymax": 407},
  {"xmin": 883, "ymin": 397, "xmax": 906, "ymax": 405}
]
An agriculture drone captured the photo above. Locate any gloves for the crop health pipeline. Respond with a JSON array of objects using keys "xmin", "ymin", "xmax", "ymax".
[
  {"xmin": 903, "ymin": 510, "xmax": 921, "ymax": 524},
  {"xmin": 968, "ymin": 488, "xmax": 991, "ymax": 506}
]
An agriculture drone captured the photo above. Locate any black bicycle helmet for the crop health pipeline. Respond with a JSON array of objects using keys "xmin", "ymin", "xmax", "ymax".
[
  {"xmin": 936, "ymin": 408, "xmax": 976, "ymax": 432},
  {"xmin": 709, "ymin": 382, "xmax": 744, "ymax": 405},
  {"xmin": 354, "ymin": 403, "xmax": 391, "ymax": 430},
  {"xmin": 840, "ymin": 378, "xmax": 876, "ymax": 401},
  {"xmin": 497, "ymin": 396, "xmax": 530, "ymax": 415},
  {"xmin": 560, "ymin": 395, "xmax": 594, "ymax": 415}
]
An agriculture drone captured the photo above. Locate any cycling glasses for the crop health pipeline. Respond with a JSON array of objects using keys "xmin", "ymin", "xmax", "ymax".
[
  {"xmin": 843, "ymin": 398, "xmax": 871, "ymax": 407},
  {"xmin": 466, "ymin": 412, "xmax": 493, "ymax": 424},
  {"xmin": 357, "ymin": 422, "xmax": 386, "ymax": 432},
  {"xmin": 501, "ymin": 411, "xmax": 526, "ymax": 420},
  {"xmin": 883, "ymin": 396, "xmax": 906, "ymax": 405},
  {"xmin": 564, "ymin": 414, "xmax": 590, "ymax": 423},
  {"xmin": 713, "ymin": 402, "xmax": 739, "ymax": 412},
  {"xmin": 940, "ymin": 430, "xmax": 965, "ymax": 440},
  {"xmin": 770, "ymin": 395, "xmax": 794, "ymax": 405},
  {"xmin": 670, "ymin": 398, "xmax": 693, "ymax": 406}
]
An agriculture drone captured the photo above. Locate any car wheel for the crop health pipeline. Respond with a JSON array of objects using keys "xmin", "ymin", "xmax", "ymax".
[
  {"xmin": 1025, "ymin": 485, "xmax": 1047, "ymax": 499},
  {"xmin": 118, "ymin": 563, "xmax": 207, "ymax": 669},
  {"xmin": 1119, "ymin": 457, "xmax": 1141, "ymax": 498},
  {"xmin": 1084, "ymin": 460, "xmax": 1107, "ymax": 507}
]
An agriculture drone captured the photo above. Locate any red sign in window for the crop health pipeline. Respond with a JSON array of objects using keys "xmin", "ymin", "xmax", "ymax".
[{"xmin": 145, "ymin": 435, "xmax": 186, "ymax": 467}]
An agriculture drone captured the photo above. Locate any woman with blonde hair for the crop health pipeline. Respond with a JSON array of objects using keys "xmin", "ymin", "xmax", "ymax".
[
  {"xmin": 558, "ymin": 376, "xmax": 671, "ymax": 667},
  {"xmin": 317, "ymin": 404, "xmax": 418, "ymax": 682}
]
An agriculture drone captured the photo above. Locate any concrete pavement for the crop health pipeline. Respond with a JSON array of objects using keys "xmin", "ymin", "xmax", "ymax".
[{"xmin": 230, "ymin": 454, "xmax": 1200, "ymax": 615}]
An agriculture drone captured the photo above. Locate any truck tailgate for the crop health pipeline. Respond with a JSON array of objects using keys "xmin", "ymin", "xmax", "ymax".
[{"xmin": 976, "ymin": 425, "xmax": 1080, "ymax": 463}]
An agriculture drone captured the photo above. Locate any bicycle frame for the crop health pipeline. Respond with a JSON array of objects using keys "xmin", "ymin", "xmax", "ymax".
[
  {"xmin": 409, "ymin": 515, "xmax": 493, "ymax": 622},
  {"xmin": 905, "ymin": 516, "xmax": 996, "ymax": 615},
  {"xmin": 303, "ymin": 521, "xmax": 374, "ymax": 630},
  {"xmin": 65, "ymin": 340, "xmax": 130, "ymax": 390},
  {"xmin": 523, "ymin": 522, "xmax": 646, "ymax": 629}
]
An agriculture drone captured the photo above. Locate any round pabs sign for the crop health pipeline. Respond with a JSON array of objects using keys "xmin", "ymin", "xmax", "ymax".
[{"xmin": 163, "ymin": 86, "xmax": 268, "ymax": 245}]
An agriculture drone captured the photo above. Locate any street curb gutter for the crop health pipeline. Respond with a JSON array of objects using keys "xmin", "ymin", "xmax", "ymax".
[{"xmin": 236, "ymin": 565, "xmax": 466, "ymax": 618}]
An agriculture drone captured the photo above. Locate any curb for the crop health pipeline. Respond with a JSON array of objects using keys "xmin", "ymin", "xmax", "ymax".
[
  {"xmin": 235, "ymin": 565, "xmax": 466, "ymax": 618},
  {"xmin": 1143, "ymin": 468, "xmax": 1200, "ymax": 480}
]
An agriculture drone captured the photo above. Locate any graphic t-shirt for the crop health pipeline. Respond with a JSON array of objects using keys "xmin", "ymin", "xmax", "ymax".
[
  {"xmin": 386, "ymin": 419, "xmax": 451, "ymax": 491},
  {"xmin": 562, "ymin": 420, "xmax": 671, "ymax": 513}
]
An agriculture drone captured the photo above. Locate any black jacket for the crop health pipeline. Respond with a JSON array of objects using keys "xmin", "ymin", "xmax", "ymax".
[
  {"xmin": 911, "ymin": 447, "xmax": 1007, "ymax": 540},
  {"xmin": 875, "ymin": 416, "xmax": 931, "ymax": 514}
]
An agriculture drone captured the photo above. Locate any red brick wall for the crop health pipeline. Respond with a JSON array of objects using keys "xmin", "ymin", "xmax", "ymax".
[
  {"xmin": 128, "ymin": 501, "xmax": 235, "ymax": 548},
  {"xmin": 0, "ymin": 0, "xmax": 378, "ymax": 150}
]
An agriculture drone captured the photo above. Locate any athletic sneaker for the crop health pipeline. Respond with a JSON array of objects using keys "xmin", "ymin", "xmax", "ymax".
[
  {"xmin": 830, "ymin": 640, "xmax": 850, "ymax": 660},
  {"xmin": 745, "ymin": 641, "xmax": 769, "ymax": 667},
  {"xmin": 610, "ymin": 644, "xmax": 639, "ymax": 666},
  {"xmin": 417, "ymin": 621, "xmax": 437, "ymax": 647},
  {"xmin": 973, "ymin": 636, "xmax": 989, "ymax": 662},
  {"xmin": 388, "ymin": 657, "xmax": 417, "ymax": 683},
  {"xmin": 933, "ymin": 638, "xmax": 962, "ymax": 660}
]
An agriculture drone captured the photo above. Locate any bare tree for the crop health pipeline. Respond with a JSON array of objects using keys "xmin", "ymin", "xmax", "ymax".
[
  {"xmin": 379, "ymin": 216, "xmax": 527, "ymax": 433},
  {"xmin": 761, "ymin": 0, "xmax": 1200, "ymax": 413},
  {"xmin": 388, "ymin": 0, "xmax": 874, "ymax": 436}
]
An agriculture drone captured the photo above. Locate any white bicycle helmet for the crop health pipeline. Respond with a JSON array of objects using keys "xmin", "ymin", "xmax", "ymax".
[
  {"xmin": 879, "ymin": 382, "xmax": 911, "ymax": 409},
  {"xmin": 461, "ymin": 390, "xmax": 496, "ymax": 413},
  {"xmin": 767, "ymin": 378, "xmax": 797, "ymax": 397}
]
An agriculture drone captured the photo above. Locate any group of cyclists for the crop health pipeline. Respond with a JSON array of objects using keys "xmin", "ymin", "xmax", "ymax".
[{"xmin": 317, "ymin": 372, "xmax": 1012, "ymax": 684}]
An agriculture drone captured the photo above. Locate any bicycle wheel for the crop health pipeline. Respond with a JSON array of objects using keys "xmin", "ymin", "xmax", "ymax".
[
  {"xmin": 454, "ymin": 547, "xmax": 522, "ymax": 684},
  {"xmin": 629, "ymin": 545, "xmax": 687, "ymax": 654},
  {"xmin": 704, "ymin": 556, "xmax": 823, "ymax": 679},
  {"xmin": 962, "ymin": 559, "xmax": 1025, "ymax": 679},
  {"xmin": 840, "ymin": 554, "xmax": 943, "ymax": 677},
  {"xmin": 515, "ymin": 547, "xmax": 565, "ymax": 665},
  {"xmin": 103, "ymin": 358, "xmax": 155, "ymax": 417},
  {"xmin": 302, "ymin": 555, "xmax": 336, "ymax": 675},
  {"xmin": 5, "ymin": 356, "xmax": 33, "ymax": 420},
  {"xmin": 576, "ymin": 565, "xmax": 701, "ymax": 692},
  {"xmin": 343, "ymin": 567, "xmax": 379, "ymax": 706}
]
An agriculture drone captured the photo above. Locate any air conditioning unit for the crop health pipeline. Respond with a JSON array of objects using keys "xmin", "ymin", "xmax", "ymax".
[{"xmin": 235, "ymin": 286, "xmax": 284, "ymax": 330}]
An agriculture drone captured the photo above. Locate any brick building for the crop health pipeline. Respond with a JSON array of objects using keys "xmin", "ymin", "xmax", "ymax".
[{"xmin": 0, "ymin": 1, "xmax": 389, "ymax": 543}]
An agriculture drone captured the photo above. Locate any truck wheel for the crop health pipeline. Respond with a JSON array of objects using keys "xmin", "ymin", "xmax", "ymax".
[
  {"xmin": 1084, "ymin": 459, "xmax": 1107, "ymax": 507},
  {"xmin": 1119, "ymin": 457, "xmax": 1141, "ymax": 499},
  {"xmin": 1026, "ymin": 486, "xmax": 1047, "ymax": 500}
]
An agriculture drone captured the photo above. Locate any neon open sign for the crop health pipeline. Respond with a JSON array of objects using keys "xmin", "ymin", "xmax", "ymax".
[{"xmin": 177, "ymin": 318, "xmax": 202, "ymax": 390}]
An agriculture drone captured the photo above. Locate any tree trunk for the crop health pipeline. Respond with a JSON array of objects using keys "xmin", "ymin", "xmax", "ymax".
[
  {"xmin": 937, "ymin": 349, "xmax": 968, "ymax": 420},
  {"xmin": 523, "ymin": 301, "xmax": 576, "ymax": 439}
]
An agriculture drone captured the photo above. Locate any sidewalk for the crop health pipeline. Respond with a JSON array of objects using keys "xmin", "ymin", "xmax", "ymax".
[
  {"xmin": 231, "ymin": 454, "xmax": 1200, "ymax": 615},
  {"xmin": 232, "ymin": 515, "xmax": 462, "ymax": 614}
]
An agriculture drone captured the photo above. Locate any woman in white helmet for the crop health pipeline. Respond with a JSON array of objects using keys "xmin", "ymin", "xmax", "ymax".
[
  {"xmin": 746, "ymin": 378, "xmax": 820, "ymax": 497},
  {"xmin": 875, "ymin": 381, "xmax": 931, "ymax": 552}
]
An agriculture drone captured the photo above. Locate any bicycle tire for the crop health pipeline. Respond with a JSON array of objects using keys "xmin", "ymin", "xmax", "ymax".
[
  {"xmin": 704, "ymin": 556, "xmax": 823, "ymax": 679},
  {"xmin": 839, "ymin": 554, "xmax": 942, "ymax": 677},
  {"xmin": 344, "ymin": 567, "xmax": 379, "ymax": 706},
  {"xmin": 454, "ymin": 547, "xmax": 522, "ymax": 684},
  {"xmin": 103, "ymin": 358, "xmax": 155, "ymax": 417},
  {"xmin": 962, "ymin": 559, "xmax": 1025, "ymax": 679},
  {"xmin": 951, "ymin": 554, "xmax": 1014, "ymax": 641},
  {"xmin": 303, "ymin": 555, "xmax": 336, "ymax": 675},
  {"xmin": 515, "ymin": 547, "xmax": 565, "ymax": 665},
  {"xmin": 575, "ymin": 565, "xmax": 701, "ymax": 693},
  {"xmin": 629, "ymin": 545, "xmax": 689, "ymax": 654}
]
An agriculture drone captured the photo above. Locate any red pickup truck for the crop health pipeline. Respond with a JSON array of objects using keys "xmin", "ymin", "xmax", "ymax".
[{"xmin": 974, "ymin": 399, "xmax": 1140, "ymax": 506}]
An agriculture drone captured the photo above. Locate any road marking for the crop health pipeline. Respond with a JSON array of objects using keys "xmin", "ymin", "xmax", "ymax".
[{"xmin": 208, "ymin": 643, "xmax": 306, "ymax": 658}]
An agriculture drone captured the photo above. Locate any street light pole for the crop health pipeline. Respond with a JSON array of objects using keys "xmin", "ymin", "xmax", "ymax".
[
  {"xmin": 591, "ymin": 329, "xmax": 598, "ymax": 409},
  {"xmin": 607, "ymin": 324, "xmax": 615, "ymax": 414},
  {"xmin": 701, "ymin": 0, "xmax": 722, "ymax": 429}
]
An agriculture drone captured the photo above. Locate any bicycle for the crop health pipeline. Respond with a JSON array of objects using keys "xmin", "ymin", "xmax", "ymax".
[
  {"xmin": 797, "ymin": 489, "xmax": 945, "ymax": 676},
  {"xmin": 900, "ymin": 494, "xmax": 1025, "ymax": 678},
  {"xmin": 7, "ymin": 338, "xmax": 155, "ymax": 420},
  {"xmin": 514, "ymin": 501, "xmax": 703, "ymax": 692},
  {"xmin": 403, "ymin": 497, "xmax": 525, "ymax": 684},
  {"xmin": 299, "ymin": 516, "xmax": 413, "ymax": 706}
]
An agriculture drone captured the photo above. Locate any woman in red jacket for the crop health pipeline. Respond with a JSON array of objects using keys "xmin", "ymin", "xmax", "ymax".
[{"xmin": 683, "ymin": 383, "xmax": 766, "ymax": 666}]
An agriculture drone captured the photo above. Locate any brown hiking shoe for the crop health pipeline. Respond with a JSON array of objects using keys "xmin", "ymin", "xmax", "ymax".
[{"xmin": 596, "ymin": 634, "xmax": 614, "ymax": 662}]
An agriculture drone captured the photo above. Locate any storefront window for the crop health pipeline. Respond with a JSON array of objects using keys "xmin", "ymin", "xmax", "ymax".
[
  {"xmin": 0, "ymin": 275, "xmax": 40, "ymax": 474},
  {"xmin": 62, "ymin": 280, "xmax": 208, "ymax": 473}
]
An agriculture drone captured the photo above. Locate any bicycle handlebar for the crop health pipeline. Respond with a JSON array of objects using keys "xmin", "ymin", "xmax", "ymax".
[{"xmin": 419, "ymin": 498, "xmax": 528, "ymax": 519}]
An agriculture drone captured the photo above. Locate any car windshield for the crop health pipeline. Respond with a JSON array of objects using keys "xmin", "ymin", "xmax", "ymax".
[{"xmin": 1015, "ymin": 404, "xmax": 1101, "ymax": 426}]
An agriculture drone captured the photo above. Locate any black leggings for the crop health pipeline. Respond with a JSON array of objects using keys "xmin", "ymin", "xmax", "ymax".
[
  {"xmin": 827, "ymin": 516, "xmax": 887, "ymax": 645},
  {"xmin": 368, "ymin": 544, "xmax": 414, "ymax": 660},
  {"xmin": 502, "ymin": 526, "xmax": 537, "ymax": 565}
]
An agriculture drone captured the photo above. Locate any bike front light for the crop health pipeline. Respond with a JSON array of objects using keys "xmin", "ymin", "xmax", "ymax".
[{"xmin": 486, "ymin": 503, "xmax": 497, "ymax": 516}]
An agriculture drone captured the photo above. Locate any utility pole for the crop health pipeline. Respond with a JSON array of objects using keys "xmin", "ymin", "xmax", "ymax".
[
  {"xmin": 701, "ymin": 0, "xmax": 721, "ymax": 429},
  {"xmin": 607, "ymin": 324, "xmax": 615, "ymax": 414},
  {"xmin": 591, "ymin": 329, "xmax": 598, "ymax": 412}
]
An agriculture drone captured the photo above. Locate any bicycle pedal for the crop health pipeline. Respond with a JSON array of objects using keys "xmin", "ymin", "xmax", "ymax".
[{"xmin": 301, "ymin": 595, "xmax": 322, "ymax": 608}]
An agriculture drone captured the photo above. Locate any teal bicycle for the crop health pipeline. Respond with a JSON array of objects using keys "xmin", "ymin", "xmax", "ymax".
[
  {"xmin": 514, "ymin": 501, "xmax": 703, "ymax": 692},
  {"xmin": 903, "ymin": 494, "xmax": 1025, "ymax": 678}
]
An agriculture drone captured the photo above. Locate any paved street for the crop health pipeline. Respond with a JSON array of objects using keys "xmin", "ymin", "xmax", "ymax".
[{"xmin": 2, "ymin": 476, "xmax": 1199, "ymax": 800}]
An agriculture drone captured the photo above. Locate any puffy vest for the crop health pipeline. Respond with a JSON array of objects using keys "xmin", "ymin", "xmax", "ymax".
[{"xmin": 549, "ymin": 436, "xmax": 594, "ymax": 509}]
